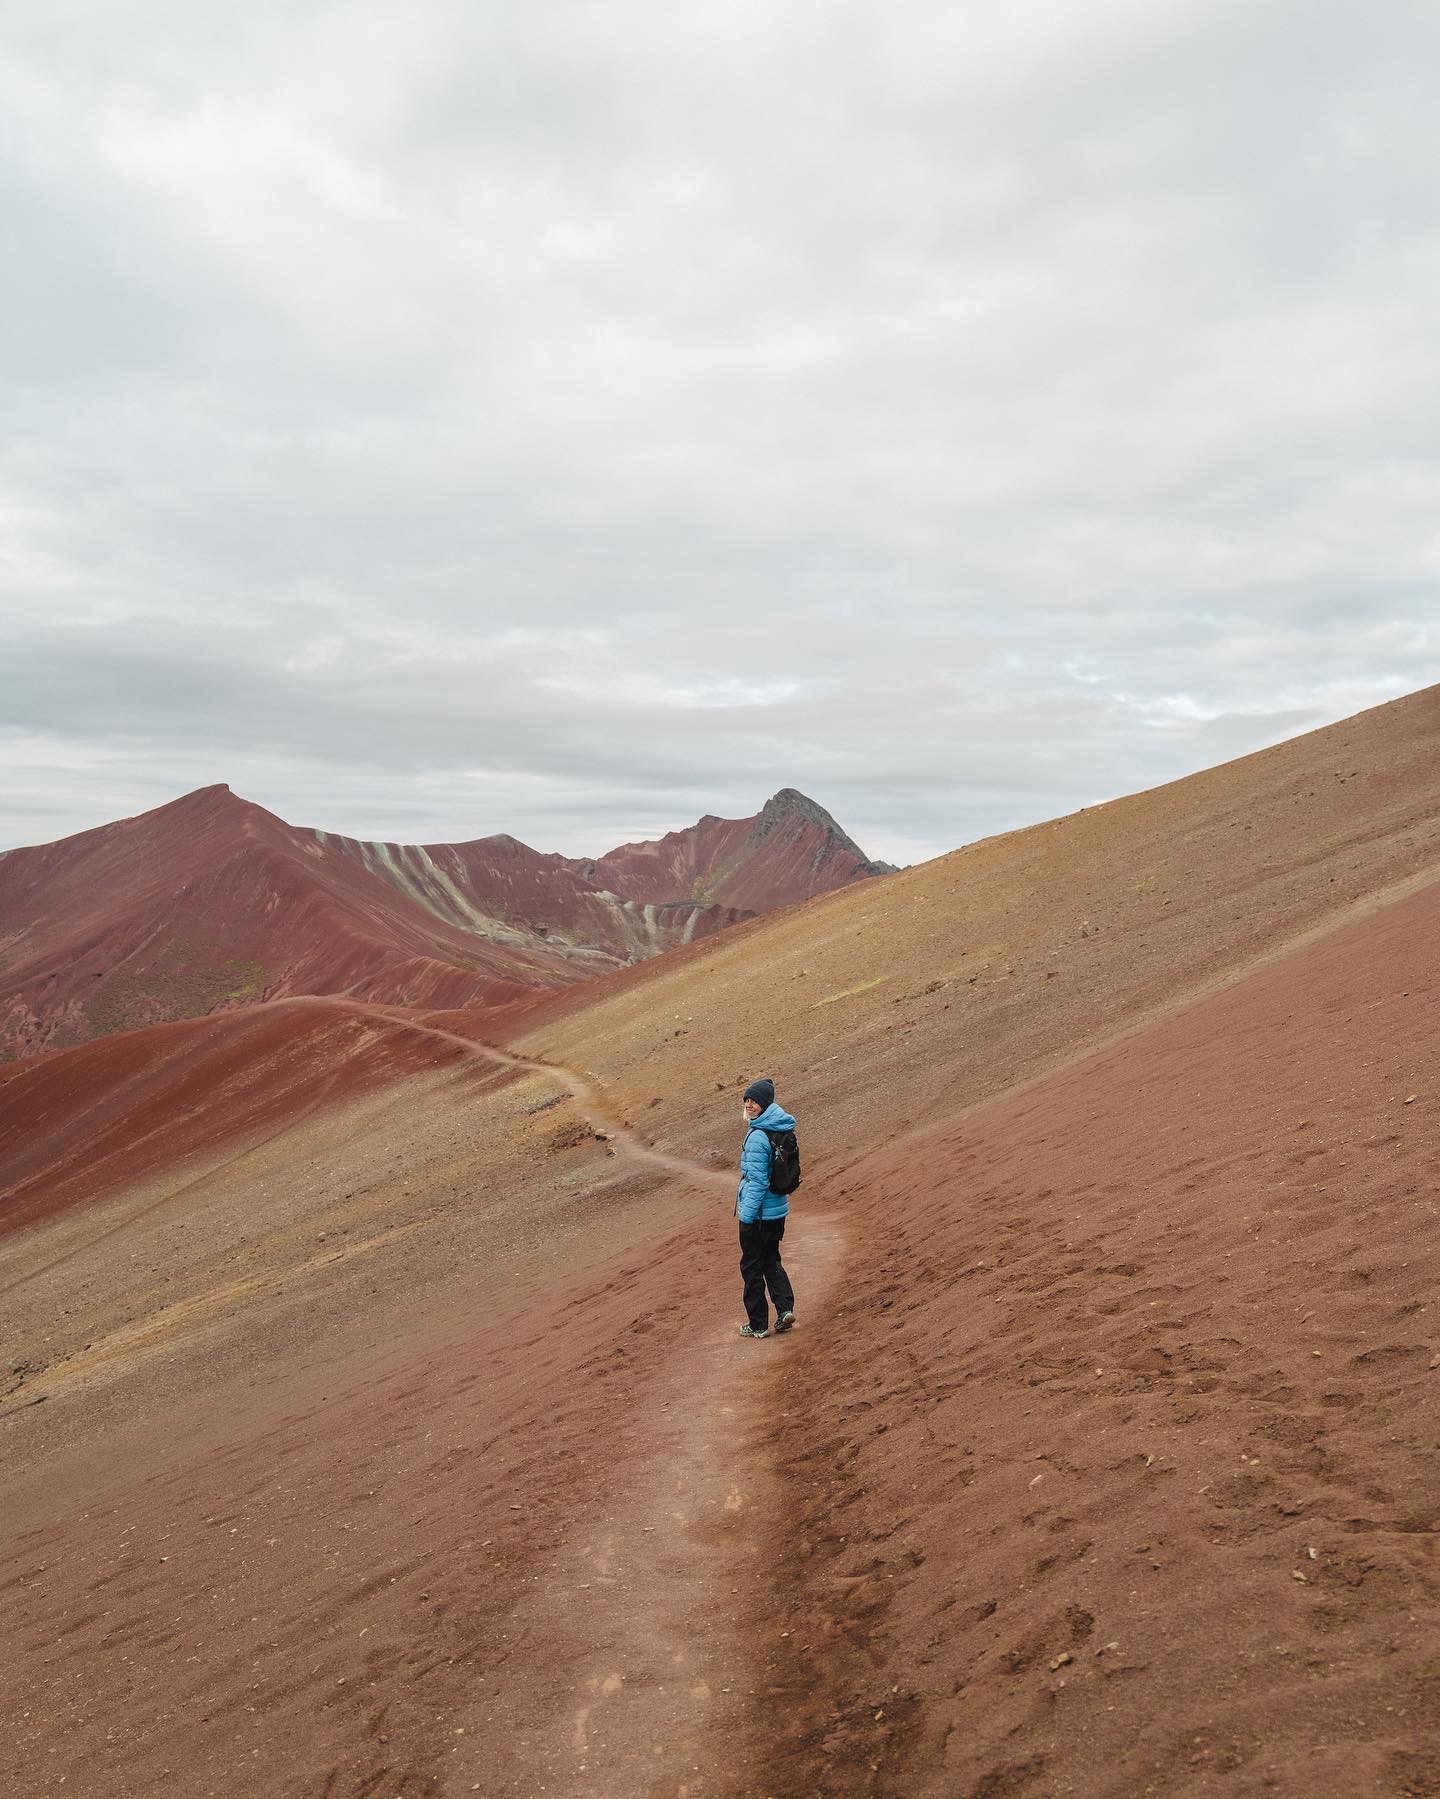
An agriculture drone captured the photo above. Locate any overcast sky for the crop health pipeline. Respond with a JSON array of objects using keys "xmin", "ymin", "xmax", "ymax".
[{"xmin": 3, "ymin": 0, "xmax": 1437, "ymax": 865}]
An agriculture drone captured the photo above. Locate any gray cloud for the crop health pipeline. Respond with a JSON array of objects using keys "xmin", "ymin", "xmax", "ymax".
[{"xmin": 2, "ymin": 0, "xmax": 1437, "ymax": 865}]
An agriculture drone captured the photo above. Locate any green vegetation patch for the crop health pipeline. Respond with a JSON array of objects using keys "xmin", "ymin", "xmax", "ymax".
[{"xmin": 83, "ymin": 940, "xmax": 273, "ymax": 1041}]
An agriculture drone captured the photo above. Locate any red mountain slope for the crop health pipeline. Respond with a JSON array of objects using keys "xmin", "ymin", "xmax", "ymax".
[
  {"xmin": 0, "ymin": 786, "xmax": 594, "ymax": 1060},
  {"xmin": 576, "ymin": 787, "xmax": 895, "ymax": 910},
  {"xmin": 766, "ymin": 860, "xmax": 1440, "ymax": 1796},
  {"xmin": 0, "ymin": 785, "xmax": 887, "ymax": 1060},
  {"xmin": 0, "ymin": 1001, "xmax": 467, "ymax": 1243}
]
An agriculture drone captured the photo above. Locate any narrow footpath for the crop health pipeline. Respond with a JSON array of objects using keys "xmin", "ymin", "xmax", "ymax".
[
  {"xmin": 302, "ymin": 996, "xmax": 734, "ymax": 1194},
  {"xmin": 1, "ymin": 996, "xmax": 846, "ymax": 1799},
  {"xmin": 470, "ymin": 1214, "xmax": 844, "ymax": 1797},
  {"xmin": 301, "ymin": 996, "xmax": 845, "ymax": 1798}
]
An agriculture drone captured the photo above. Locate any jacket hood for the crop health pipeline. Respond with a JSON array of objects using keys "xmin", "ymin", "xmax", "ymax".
[{"xmin": 747, "ymin": 1102, "xmax": 795, "ymax": 1131}]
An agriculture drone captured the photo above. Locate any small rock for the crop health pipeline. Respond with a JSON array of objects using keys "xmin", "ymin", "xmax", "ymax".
[{"xmin": 1049, "ymin": 1653, "xmax": 1073, "ymax": 1671}]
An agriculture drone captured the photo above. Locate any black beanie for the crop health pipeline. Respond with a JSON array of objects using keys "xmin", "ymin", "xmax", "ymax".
[{"xmin": 743, "ymin": 1077, "xmax": 775, "ymax": 1109}]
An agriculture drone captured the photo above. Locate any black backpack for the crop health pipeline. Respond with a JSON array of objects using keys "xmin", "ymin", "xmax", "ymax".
[{"xmin": 760, "ymin": 1127, "xmax": 802, "ymax": 1195}]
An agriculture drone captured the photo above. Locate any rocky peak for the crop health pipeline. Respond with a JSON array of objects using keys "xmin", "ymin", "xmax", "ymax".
[
  {"xmin": 753, "ymin": 788, "xmax": 885, "ymax": 870},
  {"xmin": 757, "ymin": 787, "xmax": 836, "ymax": 830}
]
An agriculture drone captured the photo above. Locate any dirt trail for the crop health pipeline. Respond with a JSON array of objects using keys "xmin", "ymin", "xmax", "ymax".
[
  {"xmin": 0, "ymin": 993, "xmax": 730, "ymax": 1306},
  {"xmin": 1, "ymin": 994, "xmax": 839, "ymax": 1797},
  {"xmin": 293, "ymin": 995, "xmax": 737, "ymax": 1194},
  {"xmin": 473, "ymin": 1213, "xmax": 846, "ymax": 1796},
  {"xmin": 294, "ymin": 999, "xmax": 844, "ymax": 1795}
]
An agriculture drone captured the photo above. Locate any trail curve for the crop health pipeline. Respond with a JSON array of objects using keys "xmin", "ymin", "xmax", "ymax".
[{"xmin": 283, "ymin": 995, "xmax": 736, "ymax": 1193}]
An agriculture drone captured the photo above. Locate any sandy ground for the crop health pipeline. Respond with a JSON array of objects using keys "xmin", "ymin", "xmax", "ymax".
[
  {"xmin": 1, "ymin": 1025, "xmax": 783, "ymax": 1797},
  {"xmin": 749, "ymin": 870, "xmax": 1440, "ymax": 1797},
  {"xmin": 4, "ymin": 687, "xmax": 1440, "ymax": 1795}
]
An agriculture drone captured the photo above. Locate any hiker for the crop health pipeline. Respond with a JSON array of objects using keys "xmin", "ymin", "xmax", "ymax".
[{"xmin": 736, "ymin": 1077, "xmax": 800, "ymax": 1339}]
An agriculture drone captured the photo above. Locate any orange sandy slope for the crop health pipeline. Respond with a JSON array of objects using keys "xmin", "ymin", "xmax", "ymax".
[{"xmin": 754, "ymin": 855, "xmax": 1440, "ymax": 1796}]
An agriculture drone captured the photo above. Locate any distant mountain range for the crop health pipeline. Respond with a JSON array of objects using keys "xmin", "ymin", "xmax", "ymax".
[{"xmin": 0, "ymin": 784, "xmax": 893, "ymax": 1058}]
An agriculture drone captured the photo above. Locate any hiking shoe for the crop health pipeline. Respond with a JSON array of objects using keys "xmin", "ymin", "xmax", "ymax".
[
  {"xmin": 774, "ymin": 1311, "xmax": 795, "ymax": 1334},
  {"xmin": 738, "ymin": 1323, "xmax": 769, "ymax": 1339}
]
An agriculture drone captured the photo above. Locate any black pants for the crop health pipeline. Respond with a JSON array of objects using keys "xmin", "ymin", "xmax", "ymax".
[{"xmin": 739, "ymin": 1217, "xmax": 795, "ymax": 1332}]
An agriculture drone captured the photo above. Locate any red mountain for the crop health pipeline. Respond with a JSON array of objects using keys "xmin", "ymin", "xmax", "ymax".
[
  {"xmin": 0, "ymin": 785, "xmax": 887, "ymax": 1059},
  {"xmin": 574, "ymin": 787, "xmax": 896, "ymax": 911},
  {"xmin": 317, "ymin": 786, "xmax": 893, "ymax": 950}
]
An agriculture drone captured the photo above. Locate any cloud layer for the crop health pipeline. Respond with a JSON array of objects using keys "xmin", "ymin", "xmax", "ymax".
[{"xmin": 3, "ymin": 0, "xmax": 1437, "ymax": 862}]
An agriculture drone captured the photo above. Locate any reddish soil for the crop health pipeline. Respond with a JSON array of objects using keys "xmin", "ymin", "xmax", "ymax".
[
  {"xmin": 0, "ymin": 1163, "xmax": 776, "ymax": 1796},
  {"xmin": 2, "ymin": 686, "xmax": 1440, "ymax": 1797},
  {"xmin": 762, "ymin": 865, "xmax": 1440, "ymax": 1797},
  {"xmin": 0, "ymin": 1002, "xmax": 468, "ymax": 1243}
]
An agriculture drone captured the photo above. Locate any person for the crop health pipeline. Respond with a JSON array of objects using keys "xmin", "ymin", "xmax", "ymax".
[{"xmin": 736, "ymin": 1077, "xmax": 797, "ymax": 1339}]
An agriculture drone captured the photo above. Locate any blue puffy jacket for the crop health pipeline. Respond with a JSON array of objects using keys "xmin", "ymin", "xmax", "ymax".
[{"xmin": 736, "ymin": 1102, "xmax": 797, "ymax": 1224}]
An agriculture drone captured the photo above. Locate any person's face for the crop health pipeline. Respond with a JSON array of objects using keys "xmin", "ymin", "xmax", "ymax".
[{"xmin": 742, "ymin": 1098, "xmax": 762, "ymax": 1121}]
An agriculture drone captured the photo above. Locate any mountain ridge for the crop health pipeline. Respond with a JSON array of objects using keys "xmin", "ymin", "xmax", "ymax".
[{"xmin": 0, "ymin": 783, "xmax": 887, "ymax": 1059}]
